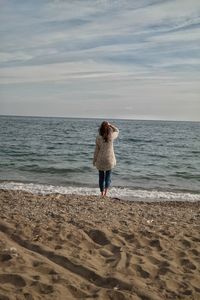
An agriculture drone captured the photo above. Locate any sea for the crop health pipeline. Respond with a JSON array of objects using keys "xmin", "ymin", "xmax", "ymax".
[{"xmin": 0, "ymin": 115, "xmax": 200, "ymax": 202}]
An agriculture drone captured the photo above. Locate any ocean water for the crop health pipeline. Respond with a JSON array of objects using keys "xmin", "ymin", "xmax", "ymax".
[{"xmin": 0, "ymin": 115, "xmax": 200, "ymax": 201}]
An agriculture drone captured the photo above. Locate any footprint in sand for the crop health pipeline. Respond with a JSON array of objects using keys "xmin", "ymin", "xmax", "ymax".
[
  {"xmin": 191, "ymin": 237, "xmax": 200, "ymax": 243},
  {"xmin": 159, "ymin": 261, "xmax": 171, "ymax": 275},
  {"xmin": 55, "ymin": 244, "xmax": 62, "ymax": 250},
  {"xmin": 110, "ymin": 245, "xmax": 121, "ymax": 254},
  {"xmin": 190, "ymin": 249, "xmax": 199, "ymax": 257},
  {"xmin": 147, "ymin": 256, "xmax": 172, "ymax": 278},
  {"xmin": 32, "ymin": 260, "xmax": 44, "ymax": 268},
  {"xmin": 122, "ymin": 232, "xmax": 135, "ymax": 243},
  {"xmin": 0, "ymin": 294, "xmax": 10, "ymax": 300},
  {"xmin": 176, "ymin": 250, "xmax": 186, "ymax": 258},
  {"xmin": 0, "ymin": 274, "xmax": 26, "ymax": 287},
  {"xmin": 135, "ymin": 265, "xmax": 150, "ymax": 279},
  {"xmin": 181, "ymin": 239, "xmax": 191, "ymax": 249},
  {"xmin": 87, "ymin": 229, "xmax": 110, "ymax": 246},
  {"xmin": 106, "ymin": 289, "xmax": 127, "ymax": 300},
  {"xmin": 180, "ymin": 258, "xmax": 196, "ymax": 271},
  {"xmin": 125, "ymin": 253, "xmax": 132, "ymax": 268},
  {"xmin": 182, "ymin": 289, "xmax": 193, "ymax": 296},
  {"xmin": 48, "ymin": 269, "xmax": 61, "ymax": 283},
  {"xmin": 0, "ymin": 253, "xmax": 12, "ymax": 262},
  {"xmin": 30, "ymin": 280, "xmax": 54, "ymax": 295},
  {"xmin": 23, "ymin": 293, "xmax": 34, "ymax": 300},
  {"xmin": 0, "ymin": 295, "xmax": 10, "ymax": 300},
  {"xmin": 149, "ymin": 239, "xmax": 162, "ymax": 251},
  {"xmin": 179, "ymin": 282, "xmax": 193, "ymax": 297}
]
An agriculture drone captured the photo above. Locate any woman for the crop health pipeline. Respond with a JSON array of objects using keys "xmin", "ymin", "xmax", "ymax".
[{"xmin": 93, "ymin": 121, "xmax": 119, "ymax": 196}]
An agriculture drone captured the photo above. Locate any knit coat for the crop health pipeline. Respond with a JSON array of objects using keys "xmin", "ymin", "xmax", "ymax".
[{"xmin": 93, "ymin": 126, "xmax": 119, "ymax": 171}]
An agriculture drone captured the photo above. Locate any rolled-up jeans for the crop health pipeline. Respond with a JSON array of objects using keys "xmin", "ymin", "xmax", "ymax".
[{"xmin": 99, "ymin": 170, "xmax": 112, "ymax": 192}]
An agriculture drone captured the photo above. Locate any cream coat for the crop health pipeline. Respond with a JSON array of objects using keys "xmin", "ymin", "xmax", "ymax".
[{"xmin": 93, "ymin": 126, "xmax": 119, "ymax": 171}]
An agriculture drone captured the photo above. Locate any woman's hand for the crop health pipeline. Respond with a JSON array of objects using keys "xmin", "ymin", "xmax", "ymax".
[{"xmin": 108, "ymin": 123, "xmax": 114, "ymax": 129}]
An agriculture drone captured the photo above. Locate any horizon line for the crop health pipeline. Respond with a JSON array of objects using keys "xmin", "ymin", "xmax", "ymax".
[{"xmin": 0, "ymin": 114, "xmax": 200, "ymax": 123}]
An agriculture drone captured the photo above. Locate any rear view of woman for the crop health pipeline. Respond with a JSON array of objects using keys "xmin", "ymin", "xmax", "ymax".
[{"xmin": 93, "ymin": 121, "xmax": 119, "ymax": 196}]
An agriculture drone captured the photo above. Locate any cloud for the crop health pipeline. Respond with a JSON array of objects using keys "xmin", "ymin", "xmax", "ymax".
[
  {"xmin": 0, "ymin": 0, "xmax": 200, "ymax": 120},
  {"xmin": 0, "ymin": 51, "xmax": 33, "ymax": 63}
]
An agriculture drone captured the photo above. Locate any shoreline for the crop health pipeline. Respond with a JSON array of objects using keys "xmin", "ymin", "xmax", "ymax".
[
  {"xmin": 0, "ymin": 181, "xmax": 200, "ymax": 202},
  {"xmin": 0, "ymin": 189, "xmax": 200, "ymax": 299}
]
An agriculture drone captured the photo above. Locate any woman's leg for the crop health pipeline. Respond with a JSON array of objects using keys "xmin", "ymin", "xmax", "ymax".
[
  {"xmin": 104, "ymin": 170, "xmax": 112, "ymax": 196},
  {"xmin": 99, "ymin": 171, "xmax": 105, "ymax": 195}
]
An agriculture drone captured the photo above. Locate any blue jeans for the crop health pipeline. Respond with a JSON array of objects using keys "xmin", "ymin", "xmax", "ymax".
[{"xmin": 99, "ymin": 170, "xmax": 112, "ymax": 192}]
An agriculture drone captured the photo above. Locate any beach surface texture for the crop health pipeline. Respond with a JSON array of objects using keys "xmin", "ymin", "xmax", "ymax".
[{"xmin": 0, "ymin": 189, "xmax": 200, "ymax": 300}]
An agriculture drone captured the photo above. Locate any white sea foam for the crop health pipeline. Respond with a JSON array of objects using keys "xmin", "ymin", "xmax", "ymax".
[{"xmin": 0, "ymin": 181, "xmax": 200, "ymax": 202}]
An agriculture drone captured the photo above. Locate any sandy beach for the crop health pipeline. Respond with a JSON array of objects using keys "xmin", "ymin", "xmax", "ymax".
[{"xmin": 0, "ymin": 189, "xmax": 199, "ymax": 300}]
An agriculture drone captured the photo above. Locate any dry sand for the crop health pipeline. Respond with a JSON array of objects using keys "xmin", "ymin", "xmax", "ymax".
[{"xmin": 0, "ymin": 189, "xmax": 200, "ymax": 300}]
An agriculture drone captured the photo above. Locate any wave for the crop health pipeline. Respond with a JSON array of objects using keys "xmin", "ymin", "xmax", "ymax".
[
  {"xmin": 18, "ymin": 165, "xmax": 92, "ymax": 174},
  {"xmin": 173, "ymin": 172, "xmax": 200, "ymax": 180},
  {"xmin": 0, "ymin": 181, "xmax": 200, "ymax": 202}
]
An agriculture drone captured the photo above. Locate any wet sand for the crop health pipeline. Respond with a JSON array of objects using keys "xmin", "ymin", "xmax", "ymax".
[{"xmin": 0, "ymin": 189, "xmax": 200, "ymax": 300}]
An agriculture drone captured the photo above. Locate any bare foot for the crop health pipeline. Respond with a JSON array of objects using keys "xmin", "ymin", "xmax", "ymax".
[{"xmin": 104, "ymin": 188, "xmax": 108, "ymax": 196}]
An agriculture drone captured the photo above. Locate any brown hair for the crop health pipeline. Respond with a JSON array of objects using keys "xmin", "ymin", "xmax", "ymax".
[{"xmin": 99, "ymin": 121, "xmax": 112, "ymax": 142}]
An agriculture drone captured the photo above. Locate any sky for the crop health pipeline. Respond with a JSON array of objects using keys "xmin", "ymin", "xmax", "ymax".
[{"xmin": 0, "ymin": 0, "xmax": 200, "ymax": 121}]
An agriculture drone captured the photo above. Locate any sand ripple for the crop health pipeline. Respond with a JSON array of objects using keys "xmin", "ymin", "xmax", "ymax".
[{"xmin": 0, "ymin": 189, "xmax": 200, "ymax": 299}]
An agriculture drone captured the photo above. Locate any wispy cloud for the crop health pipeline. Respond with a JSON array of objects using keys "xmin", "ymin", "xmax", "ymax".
[{"xmin": 0, "ymin": 0, "xmax": 200, "ymax": 120}]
